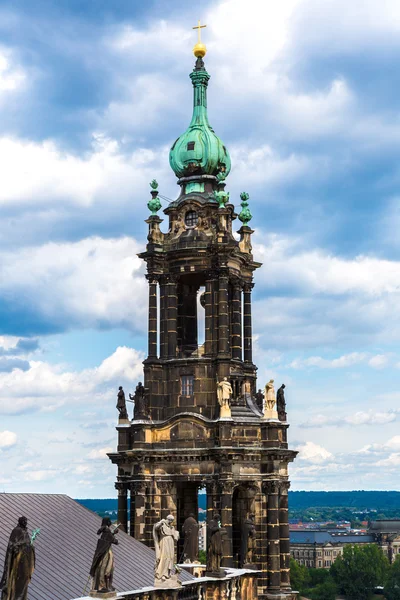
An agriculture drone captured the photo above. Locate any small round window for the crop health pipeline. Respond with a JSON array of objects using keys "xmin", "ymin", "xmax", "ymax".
[{"xmin": 185, "ymin": 211, "xmax": 198, "ymax": 227}]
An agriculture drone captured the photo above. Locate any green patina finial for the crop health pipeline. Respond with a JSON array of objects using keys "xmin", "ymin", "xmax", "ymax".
[
  {"xmin": 147, "ymin": 180, "xmax": 162, "ymax": 215},
  {"xmin": 216, "ymin": 171, "xmax": 226, "ymax": 184},
  {"xmin": 150, "ymin": 179, "xmax": 159, "ymax": 190},
  {"xmin": 213, "ymin": 189, "xmax": 230, "ymax": 209},
  {"xmin": 238, "ymin": 191, "xmax": 252, "ymax": 225},
  {"xmin": 31, "ymin": 528, "xmax": 41, "ymax": 544}
]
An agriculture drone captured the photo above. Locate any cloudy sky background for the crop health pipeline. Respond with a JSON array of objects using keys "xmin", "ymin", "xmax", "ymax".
[{"xmin": 1, "ymin": 0, "xmax": 400, "ymax": 496}]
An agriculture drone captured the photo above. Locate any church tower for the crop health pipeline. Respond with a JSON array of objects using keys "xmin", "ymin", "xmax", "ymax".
[{"xmin": 109, "ymin": 34, "xmax": 297, "ymax": 599}]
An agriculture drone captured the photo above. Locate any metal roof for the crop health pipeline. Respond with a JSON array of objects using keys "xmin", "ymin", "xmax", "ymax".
[
  {"xmin": 290, "ymin": 530, "xmax": 375, "ymax": 545},
  {"xmin": 369, "ymin": 520, "xmax": 400, "ymax": 533},
  {"xmin": 0, "ymin": 493, "xmax": 193, "ymax": 600}
]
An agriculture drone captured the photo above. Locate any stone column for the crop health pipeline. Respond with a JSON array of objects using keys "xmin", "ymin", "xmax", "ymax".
[
  {"xmin": 116, "ymin": 484, "xmax": 128, "ymax": 532},
  {"xmin": 266, "ymin": 481, "xmax": 281, "ymax": 591},
  {"xmin": 218, "ymin": 270, "xmax": 230, "ymax": 356},
  {"xmin": 159, "ymin": 276, "xmax": 167, "ymax": 359},
  {"xmin": 206, "ymin": 481, "xmax": 220, "ymax": 552},
  {"xmin": 243, "ymin": 283, "xmax": 253, "ymax": 363},
  {"xmin": 279, "ymin": 481, "xmax": 291, "ymax": 589},
  {"xmin": 147, "ymin": 276, "xmax": 158, "ymax": 358},
  {"xmin": 220, "ymin": 481, "xmax": 234, "ymax": 568},
  {"xmin": 231, "ymin": 280, "xmax": 242, "ymax": 360},
  {"xmin": 131, "ymin": 482, "xmax": 147, "ymax": 541},
  {"xmin": 204, "ymin": 272, "xmax": 217, "ymax": 356},
  {"xmin": 166, "ymin": 277, "xmax": 178, "ymax": 359}
]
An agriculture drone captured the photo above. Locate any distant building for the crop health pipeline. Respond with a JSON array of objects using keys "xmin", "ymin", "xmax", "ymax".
[
  {"xmin": 369, "ymin": 520, "xmax": 400, "ymax": 562},
  {"xmin": 290, "ymin": 531, "xmax": 375, "ymax": 568},
  {"xmin": 198, "ymin": 522, "xmax": 207, "ymax": 551},
  {"xmin": 290, "ymin": 520, "xmax": 400, "ymax": 568}
]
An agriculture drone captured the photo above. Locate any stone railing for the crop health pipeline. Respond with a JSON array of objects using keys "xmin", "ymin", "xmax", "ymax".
[{"xmin": 73, "ymin": 568, "xmax": 258, "ymax": 600}]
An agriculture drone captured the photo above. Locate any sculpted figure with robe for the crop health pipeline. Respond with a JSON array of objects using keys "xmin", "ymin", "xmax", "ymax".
[
  {"xmin": 116, "ymin": 386, "xmax": 128, "ymax": 420},
  {"xmin": 0, "ymin": 517, "xmax": 35, "ymax": 600},
  {"xmin": 182, "ymin": 514, "xmax": 199, "ymax": 563},
  {"xmin": 240, "ymin": 514, "xmax": 256, "ymax": 567},
  {"xmin": 264, "ymin": 380, "xmax": 276, "ymax": 411},
  {"xmin": 153, "ymin": 515, "xmax": 181, "ymax": 588},
  {"xmin": 206, "ymin": 514, "xmax": 225, "ymax": 577},
  {"xmin": 217, "ymin": 378, "xmax": 232, "ymax": 417},
  {"xmin": 129, "ymin": 382, "xmax": 148, "ymax": 420},
  {"xmin": 90, "ymin": 518, "xmax": 118, "ymax": 594},
  {"xmin": 277, "ymin": 383, "xmax": 287, "ymax": 421}
]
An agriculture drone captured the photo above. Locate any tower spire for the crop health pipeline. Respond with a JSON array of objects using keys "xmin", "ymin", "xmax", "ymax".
[{"xmin": 169, "ymin": 36, "xmax": 231, "ymax": 181}]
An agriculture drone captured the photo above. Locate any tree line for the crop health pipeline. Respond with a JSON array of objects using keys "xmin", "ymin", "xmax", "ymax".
[{"xmin": 291, "ymin": 545, "xmax": 400, "ymax": 600}]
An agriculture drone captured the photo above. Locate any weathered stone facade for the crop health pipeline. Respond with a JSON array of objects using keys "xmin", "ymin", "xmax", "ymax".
[{"xmin": 108, "ymin": 51, "xmax": 297, "ymax": 599}]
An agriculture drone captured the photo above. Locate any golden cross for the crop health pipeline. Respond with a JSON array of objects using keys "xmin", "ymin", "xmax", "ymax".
[{"xmin": 192, "ymin": 20, "xmax": 207, "ymax": 44}]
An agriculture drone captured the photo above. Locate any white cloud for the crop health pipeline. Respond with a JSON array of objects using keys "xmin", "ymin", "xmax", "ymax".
[
  {"xmin": 296, "ymin": 441, "xmax": 333, "ymax": 464},
  {"xmin": 0, "ymin": 345, "xmax": 144, "ymax": 414},
  {"xmin": 376, "ymin": 453, "xmax": 400, "ymax": 468},
  {"xmin": 301, "ymin": 410, "xmax": 398, "ymax": 428},
  {"xmin": 0, "ymin": 430, "xmax": 17, "ymax": 448},
  {"xmin": 0, "ymin": 49, "xmax": 25, "ymax": 94},
  {"xmin": 0, "ymin": 236, "xmax": 147, "ymax": 333},
  {"xmin": 368, "ymin": 354, "xmax": 389, "ymax": 369},
  {"xmin": 0, "ymin": 134, "xmax": 167, "ymax": 208},
  {"xmin": 88, "ymin": 447, "xmax": 114, "ymax": 460},
  {"xmin": 255, "ymin": 234, "xmax": 400, "ymax": 296},
  {"xmin": 251, "ymin": 234, "xmax": 400, "ymax": 348},
  {"xmin": 387, "ymin": 436, "xmax": 400, "ymax": 450},
  {"xmin": 289, "ymin": 352, "xmax": 368, "ymax": 369}
]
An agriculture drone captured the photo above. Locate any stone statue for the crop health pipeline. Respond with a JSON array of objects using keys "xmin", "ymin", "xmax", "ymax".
[
  {"xmin": 206, "ymin": 514, "xmax": 225, "ymax": 577},
  {"xmin": 263, "ymin": 380, "xmax": 278, "ymax": 419},
  {"xmin": 182, "ymin": 514, "xmax": 199, "ymax": 563},
  {"xmin": 255, "ymin": 389, "xmax": 264, "ymax": 412},
  {"xmin": 277, "ymin": 384, "xmax": 287, "ymax": 421},
  {"xmin": 89, "ymin": 517, "xmax": 119, "ymax": 596},
  {"xmin": 0, "ymin": 517, "xmax": 35, "ymax": 600},
  {"xmin": 217, "ymin": 377, "xmax": 232, "ymax": 418},
  {"xmin": 153, "ymin": 515, "xmax": 181, "ymax": 588},
  {"xmin": 129, "ymin": 382, "xmax": 148, "ymax": 420},
  {"xmin": 116, "ymin": 386, "xmax": 128, "ymax": 421},
  {"xmin": 240, "ymin": 514, "xmax": 256, "ymax": 567}
]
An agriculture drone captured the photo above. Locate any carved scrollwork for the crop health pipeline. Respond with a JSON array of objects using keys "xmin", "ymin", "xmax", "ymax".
[
  {"xmin": 157, "ymin": 480, "xmax": 175, "ymax": 494},
  {"xmin": 220, "ymin": 480, "xmax": 236, "ymax": 495},
  {"xmin": 280, "ymin": 481, "xmax": 291, "ymax": 494},
  {"xmin": 115, "ymin": 482, "xmax": 127, "ymax": 494},
  {"xmin": 262, "ymin": 480, "xmax": 280, "ymax": 495},
  {"xmin": 131, "ymin": 481, "xmax": 147, "ymax": 495},
  {"xmin": 243, "ymin": 281, "xmax": 254, "ymax": 293}
]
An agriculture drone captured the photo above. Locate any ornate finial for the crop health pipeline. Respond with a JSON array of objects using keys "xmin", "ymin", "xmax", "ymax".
[
  {"xmin": 213, "ymin": 188, "xmax": 230, "ymax": 209},
  {"xmin": 192, "ymin": 19, "xmax": 207, "ymax": 58},
  {"xmin": 216, "ymin": 171, "xmax": 226, "ymax": 184},
  {"xmin": 147, "ymin": 180, "xmax": 162, "ymax": 215},
  {"xmin": 239, "ymin": 192, "xmax": 252, "ymax": 225}
]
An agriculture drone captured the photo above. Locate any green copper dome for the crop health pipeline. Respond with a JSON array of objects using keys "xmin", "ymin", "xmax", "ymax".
[{"xmin": 169, "ymin": 57, "xmax": 231, "ymax": 180}]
